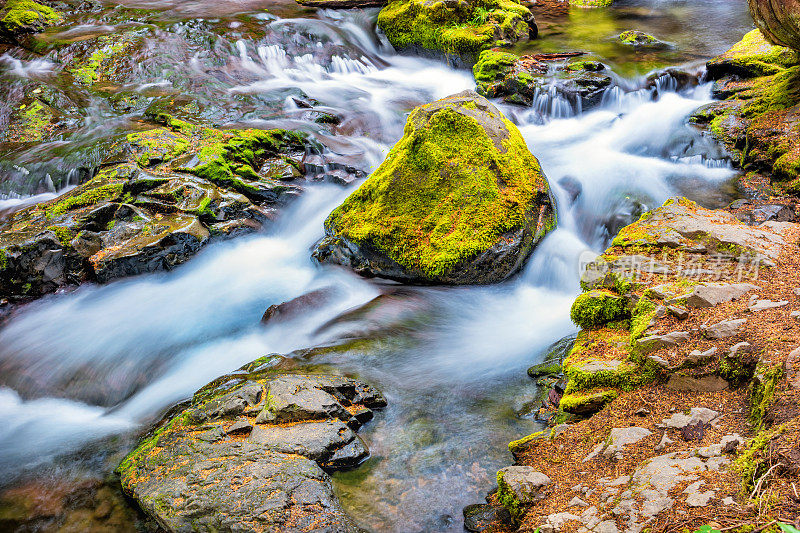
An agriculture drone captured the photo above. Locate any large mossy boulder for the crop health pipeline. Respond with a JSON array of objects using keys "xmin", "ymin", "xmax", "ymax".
[
  {"xmin": 0, "ymin": 0, "xmax": 62, "ymax": 42},
  {"xmin": 376, "ymin": 0, "xmax": 536, "ymax": 65},
  {"xmin": 313, "ymin": 90, "xmax": 556, "ymax": 284},
  {"xmin": 749, "ymin": 0, "xmax": 800, "ymax": 52},
  {"xmin": 118, "ymin": 363, "xmax": 386, "ymax": 532}
]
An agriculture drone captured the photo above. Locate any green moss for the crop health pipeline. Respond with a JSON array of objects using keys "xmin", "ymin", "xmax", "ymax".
[
  {"xmin": 126, "ymin": 128, "xmax": 190, "ymax": 167},
  {"xmin": 748, "ymin": 364, "xmax": 784, "ymax": 431},
  {"xmin": 559, "ymin": 389, "xmax": 618, "ymax": 413},
  {"xmin": 733, "ymin": 421, "xmax": 789, "ymax": 494},
  {"xmin": 69, "ymin": 34, "xmax": 135, "ymax": 85},
  {"xmin": 1, "ymin": 0, "xmax": 61, "ymax": 33},
  {"xmin": 47, "ymin": 183, "xmax": 124, "ymax": 218},
  {"xmin": 324, "ymin": 99, "xmax": 552, "ymax": 278},
  {"xmin": 116, "ymin": 412, "xmax": 189, "ymax": 479},
  {"xmin": 473, "ymin": 49, "xmax": 519, "ymax": 85},
  {"xmin": 508, "ymin": 430, "xmax": 546, "ymax": 454},
  {"xmin": 11, "ymin": 100, "xmax": 52, "ymax": 142},
  {"xmin": 569, "ymin": 0, "xmax": 612, "ymax": 6},
  {"xmin": 377, "ymin": 0, "xmax": 531, "ymax": 61},
  {"xmin": 565, "ymin": 60, "xmax": 604, "ymax": 71},
  {"xmin": 496, "ymin": 469, "xmax": 524, "ymax": 523},
  {"xmin": 570, "ymin": 289, "xmax": 630, "ymax": 329},
  {"xmin": 708, "ymin": 30, "xmax": 799, "ymax": 78},
  {"xmin": 0, "ymin": 249, "xmax": 7, "ymax": 271},
  {"xmin": 629, "ymin": 296, "xmax": 656, "ymax": 342},
  {"xmin": 618, "ymin": 30, "xmax": 660, "ymax": 46},
  {"xmin": 46, "ymin": 225, "xmax": 75, "ymax": 246}
]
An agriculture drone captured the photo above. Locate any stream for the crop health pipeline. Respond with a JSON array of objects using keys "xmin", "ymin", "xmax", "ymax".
[{"xmin": 0, "ymin": 1, "xmax": 754, "ymax": 531}]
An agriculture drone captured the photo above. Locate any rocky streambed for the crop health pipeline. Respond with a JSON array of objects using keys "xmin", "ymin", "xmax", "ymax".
[{"xmin": 2, "ymin": 0, "xmax": 800, "ymax": 532}]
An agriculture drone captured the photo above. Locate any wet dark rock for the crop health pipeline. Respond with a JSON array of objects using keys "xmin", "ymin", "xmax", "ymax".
[
  {"xmin": 262, "ymin": 288, "xmax": 336, "ymax": 324},
  {"xmin": 312, "ymin": 91, "xmax": 556, "ymax": 285},
  {"xmin": 118, "ymin": 369, "xmax": 385, "ymax": 532},
  {"xmin": 558, "ymin": 176, "xmax": 582, "ymax": 204},
  {"xmin": 463, "ymin": 503, "xmax": 511, "ymax": 532}
]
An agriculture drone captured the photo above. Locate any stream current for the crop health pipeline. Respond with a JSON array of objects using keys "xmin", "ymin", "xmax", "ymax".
[{"xmin": 0, "ymin": 1, "xmax": 754, "ymax": 530}]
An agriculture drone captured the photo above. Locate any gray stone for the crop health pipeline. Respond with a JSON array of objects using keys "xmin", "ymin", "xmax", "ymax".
[
  {"xmin": 686, "ymin": 490, "xmax": 715, "ymax": 507},
  {"xmin": 729, "ymin": 342, "xmax": 751, "ymax": 356},
  {"xmin": 255, "ymin": 375, "xmax": 351, "ymax": 423},
  {"xmin": 655, "ymin": 432, "xmax": 673, "ymax": 451},
  {"xmin": 497, "ymin": 466, "xmax": 551, "ymax": 504},
  {"xmin": 635, "ymin": 331, "xmax": 690, "ymax": 354},
  {"xmin": 596, "ymin": 520, "xmax": 620, "ymax": 533},
  {"xmin": 680, "ymin": 283, "xmax": 758, "ymax": 308},
  {"xmin": 586, "ymin": 427, "xmax": 652, "ymax": 462},
  {"xmin": 117, "ymin": 370, "xmax": 385, "ymax": 532},
  {"xmin": 661, "ymin": 408, "xmax": 720, "ymax": 429},
  {"xmin": 545, "ymin": 512, "xmax": 582, "ymax": 530},
  {"xmin": 702, "ymin": 318, "xmax": 746, "ymax": 339},
  {"xmin": 668, "ymin": 304, "xmax": 689, "ymax": 320},
  {"xmin": 748, "ymin": 299, "xmax": 789, "ymax": 312},
  {"xmin": 685, "ymin": 346, "xmax": 717, "ymax": 366},
  {"xmin": 567, "ymin": 496, "xmax": 589, "ymax": 508}
]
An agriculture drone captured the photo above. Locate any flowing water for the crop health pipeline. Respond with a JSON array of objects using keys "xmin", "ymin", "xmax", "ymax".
[{"xmin": 0, "ymin": 1, "xmax": 753, "ymax": 530}]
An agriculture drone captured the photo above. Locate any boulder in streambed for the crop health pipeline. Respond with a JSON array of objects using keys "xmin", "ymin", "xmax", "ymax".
[
  {"xmin": 117, "ymin": 366, "xmax": 386, "ymax": 532},
  {"xmin": 0, "ymin": 0, "xmax": 62, "ymax": 42},
  {"xmin": 376, "ymin": 0, "xmax": 536, "ymax": 66},
  {"xmin": 312, "ymin": 91, "xmax": 556, "ymax": 285}
]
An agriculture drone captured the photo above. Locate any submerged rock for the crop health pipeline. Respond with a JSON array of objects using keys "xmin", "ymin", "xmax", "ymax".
[
  {"xmin": 118, "ymin": 369, "xmax": 386, "ymax": 532},
  {"xmin": 617, "ymin": 30, "xmax": 669, "ymax": 49},
  {"xmin": 376, "ymin": 0, "xmax": 536, "ymax": 65},
  {"xmin": 313, "ymin": 91, "xmax": 556, "ymax": 284}
]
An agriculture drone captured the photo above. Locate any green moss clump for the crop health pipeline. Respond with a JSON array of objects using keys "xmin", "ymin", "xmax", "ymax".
[
  {"xmin": 69, "ymin": 34, "xmax": 136, "ymax": 85},
  {"xmin": 1, "ymin": 0, "xmax": 61, "ymax": 33},
  {"xmin": 47, "ymin": 183, "xmax": 124, "ymax": 218},
  {"xmin": 507, "ymin": 430, "xmax": 546, "ymax": 455},
  {"xmin": 182, "ymin": 129, "xmax": 306, "ymax": 196},
  {"xmin": 559, "ymin": 389, "xmax": 618, "ymax": 413},
  {"xmin": 569, "ymin": 0, "xmax": 612, "ymax": 6},
  {"xmin": 733, "ymin": 420, "xmax": 789, "ymax": 495},
  {"xmin": 126, "ymin": 128, "xmax": 190, "ymax": 167},
  {"xmin": 46, "ymin": 225, "xmax": 75, "ymax": 246},
  {"xmin": 748, "ymin": 364, "xmax": 783, "ymax": 431},
  {"xmin": 496, "ymin": 470, "xmax": 524, "ymax": 522},
  {"xmin": 473, "ymin": 49, "xmax": 519, "ymax": 86},
  {"xmin": 0, "ymin": 249, "xmax": 8, "ymax": 271},
  {"xmin": 629, "ymin": 296, "xmax": 656, "ymax": 342},
  {"xmin": 377, "ymin": 0, "xmax": 532, "ymax": 61},
  {"xmin": 708, "ymin": 29, "xmax": 799, "ymax": 78},
  {"xmin": 323, "ymin": 95, "xmax": 553, "ymax": 279},
  {"xmin": 618, "ymin": 30, "xmax": 661, "ymax": 46},
  {"xmin": 569, "ymin": 289, "xmax": 630, "ymax": 329}
]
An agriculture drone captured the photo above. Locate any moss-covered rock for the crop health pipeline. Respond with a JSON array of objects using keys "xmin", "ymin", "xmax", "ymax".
[
  {"xmin": 707, "ymin": 29, "xmax": 799, "ymax": 79},
  {"xmin": 313, "ymin": 90, "xmax": 556, "ymax": 284},
  {"xmin": 118, "ymin": 365, "xmax": 386, "ymax": 532},
  {"xmin": 473, "ymin": 49, "xmax": 612, "ymax": 108},
  {"xmin": 376, "ymin": 0, "xmax": 536, "ymax": 65},
  {"xmin": 569, "ymin": 0, "xmax": 612, "ymax": 7},
  {"xmin": 0, "ymin": 118, "xmax": 311, "ymax": 301},
  {"xmin": 618, "ymin": 30, "xmax": 669, "ymax": 49},
  {"xmin": 570, "ymin": 289, "xmax": 629, "ymax": 329},
  {"xmin": 0, "ymin": 0, "xmax": 61, "ymax": 40},
  {"xmin": 698, "ymin": 30, "xmax": 800, "ymax": 194}
]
